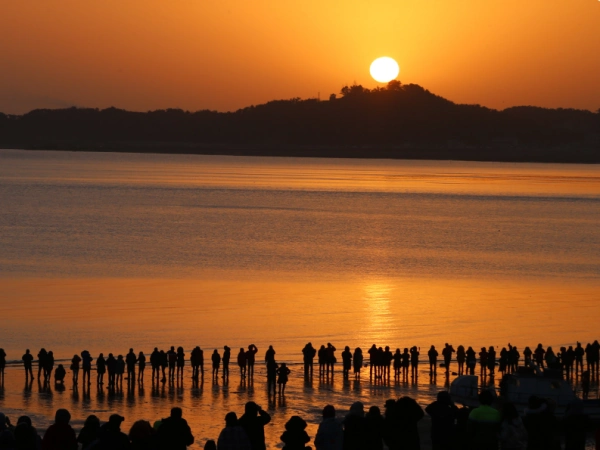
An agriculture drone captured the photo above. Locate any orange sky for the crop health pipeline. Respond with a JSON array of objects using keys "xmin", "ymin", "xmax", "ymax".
[{"xmin": 1, "ymin": 0, "xmax": 599, "ymax": 114}]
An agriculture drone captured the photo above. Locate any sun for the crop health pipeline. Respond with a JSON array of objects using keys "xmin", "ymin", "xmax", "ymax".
[{"xmin": 370, "ymin": 57, "xmax": 400, "ymax": 83}]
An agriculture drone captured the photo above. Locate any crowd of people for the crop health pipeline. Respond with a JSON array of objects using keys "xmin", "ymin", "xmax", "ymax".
[
  {"xmin": 0, "ymin": 340, "xmax": 597, "ymax": 392},
  {"xmin": 0, "ymin": 393, "xmax": 597, "ymax": 450}
]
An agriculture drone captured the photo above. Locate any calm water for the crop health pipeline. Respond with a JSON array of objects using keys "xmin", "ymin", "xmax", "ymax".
[{"xmin": 0, "ymin": 149, "xmax": 599, "ymax": 447}]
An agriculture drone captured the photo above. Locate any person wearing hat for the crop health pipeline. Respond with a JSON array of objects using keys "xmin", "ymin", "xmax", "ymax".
[
  {"xmin": 281, "ymin": 415, "xmax": 310, "ymax": 450},
  {"xmin": 96, "ymin": 414, "xmax": 130, "ymax": 449},
  {"xmin": 42, "ymin": 409, "xmax": 77, "ymax": 450}
]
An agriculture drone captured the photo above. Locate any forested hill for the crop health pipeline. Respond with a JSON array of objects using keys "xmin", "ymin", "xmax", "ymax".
[{"xmin": 1, "ymin": 81, "xmax": 599, "ymax": 162}]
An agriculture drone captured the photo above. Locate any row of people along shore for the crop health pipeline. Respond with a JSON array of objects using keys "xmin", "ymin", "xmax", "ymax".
[
  {"xmin": 0, "ymin": 392, "xmax": 596, "ymax": 450},
  {"xmin": 1, "ymin": 340, "xmax": 599, "ymax": 390}
]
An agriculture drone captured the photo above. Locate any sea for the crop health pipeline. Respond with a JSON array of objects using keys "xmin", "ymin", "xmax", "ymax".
[{"xmin": 0, "ymin": 149, "xmax": 599, "ymax": 447}]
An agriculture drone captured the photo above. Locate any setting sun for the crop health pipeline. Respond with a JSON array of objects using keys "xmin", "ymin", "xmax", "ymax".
[{"xmin": 370, "ymin": 57, "xmax": 400, "ymax": 83}]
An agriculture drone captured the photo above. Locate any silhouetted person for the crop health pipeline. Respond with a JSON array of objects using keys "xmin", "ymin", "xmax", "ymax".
[
  {"xmin": 204, "ymin": 441, "xmax": 217, "ymax": 450},
  {"xmin": 42, "ymin": 408, "xmax": 77, "ymax": 450},
  {"xmin": 116, "ymin": 355, "xmax": 125, "ymax": 387},
  {"xmin": 326, "ymin": 343, "xmax": 337, "ymax": 377},
  {"xmin": 574, "ymin": 342, "xmax": 584, "ymax": 375},
  {"xmin": 14, "ymin": 415, "xmax": 42, "ymax": 450},
  {"xmin": 442, "ymin": 343, "xmax": 455, "ymax": 373},
  {"xmin": 392, "ymin": 349, "xmax": 402, "ymax": 380},
  {"xmin": 54, "ymin": 365, "xmax": 66, "ymax": 385},
  {"xmin": 487, "ymin": 346, "xmax": 496, "ymax": 377},
  {"xmin": 395, "ymin": 396, "xmax": 424, "ymax": 450},
  {"xmin": 217, "ymin": 412, "xmax": 251, "ymax": 450},
  {"xmin": 96, "ymin": 414, "xmax": 130, "ymax": 450},
  {"xmin": 45, "ymin": 351, "xmax": 55, "ymax": 382},
  {"xmin": 498, "ymin": 402, "xmax": 526, "ymax": 450},
  {"xmin": 479, "ymin": 347, "xmax": 488, "ymax": 377},
  {"xmin": 277, "ymin": 362, "xmax": 290, "ymax": 394},
  {"xmin": 77, "ymin": 414, "xmax": 100, "ymax": 450},
  {"xmin": 128, "ymin": 420, "xmax": 156, "ymax": 450},
  {"xmin": 70, "ymin": 354, "xmax": 81, "ymax": 384},
  {"xmin": 176, "ymin": 347, "xmax": 185, "ymax": 381},
  {"xmin": 266, "ymin": 359, "xmax": 278, "ymax": 396},
  {"xmin": 281, "ymin": 415, "xmax": 310, "ymax": 450},
  {"xmin": 456, "ymin": 345, "xmax": 466, "ymax": 375},
  {"xmin": 239, "ymin": 401, "xmax": 271, "ymax": 450},
  {"xmin": 160, "ymin": 350, "xmax": 168, "ymax": 383},
  {"xmin": 523, "ymin": 396, "xmax": 559, "ymax": 450},
  {"xmin": 157, "ymin": 407, "xmax": 194, "ymax": 450},
  {"xmin": 246, "ymin": 345, "xmax": 258, "ymax": 379},
  {"xmin": 523, "ymin": 346, "xmax": 532, "ymax": 366},
  {"xmin": 499, "ymin": 347, "xmax": 508, "ymax": 374},
  {"xmin": 383, "ymin": 346, "xmax": 393, "ymax": 381},
  {"xmin": 265, "ymin": 346, "xmax": 275, "ymax": 365},
  {"xmin": 401, "ymin": 348, "xmax": 410, "ymax": 380},
  {"xmin": 96, "ymin": 353, "xmax": 106, "ymax": 386},
  {"xmin": 212, "ymin": 349, "xmax": 221, "ymax": 379},
  {"xmin": 534, "ymin": 344, "xmax": 545, "ymax": 368},
  {"xmin": 428, "ymin": 345, "xmax": 438, "ymax": 375},
  {"xmin": 342, "ymin": 346, "xmax": 352, "ymax": 379},
  {"xmin": 563, "ymin": 400, "xmax": 588, "ymax": 450},
  {"xmin": 150, "ymin": 347, "xmax": 160, "ymax": 381},
  {"xmin": 37, "ymin": 348, "xmax": 47, "ymax": 381},
  {"xmin": 353, "ymin": 348, "xmax": 363, "ymax": 379},
  {"xmin": 126, "ymin": 348, "xmax": 137, "ymax": 382},
  {"xmin": 466, "ymin": 346, "xmax": 476, "ymax": 375},
  {"xmin": 134, "ymin": 351, "xmax": 145, "ymax": 383},
  {"xmin": 237, "ymin": 348, "xmax": 247, "ymax": 379},
  {"xmin": 315, "ymin": 405, "xmax": 343, "ymax": 450},
  {"xmin": 22, "ymin": 350, "xmax": 34, "ymax": 380},
  {"xmin": 410, "ymin": 346, "xmax": 420, "ymax": 378},
  {"xmin": 368, "ymin": 345, "xmax": 377, "ymax": 380},
  {"xmin": 468, "ymin": 390, "xmax": 501, "ymax": 450},
  {"xmin": 365, "ymin": 406, "xmax": 384, "ymax": 450},
  {"xmin": 167, "ymin": 346, "xmax": 177, "ymax": 382},
  {"xmin": 190, "ymin": 347, "xmax": 200, "ymax": 380},
  {"xmin": 343, "ymin": 402, "xmax": 367, "ymax": 450},
  {"xmin": 302, "ymin": 343, "xmax": 316, "ymax": 378},
  {"xmin": 545, "ymin": 346, "xmax": 558, "ymax": 369},
  {"xmin": 318, "ymin": 345, "xmax": 327, "ymax": 377},
  {"xmin": 106, "ymin": 353, "xmax": 117, "ymax": 388},
  {"xmin": 222, "ymin": 346, "xmax": 231, "ymax": 379},
  {"xmin": 0, "ymin": 348, "xmax": 5, "ymax": 382},
  {"xmin": 426, "ymin": 391, "xmax": 458, "ymax": 450},
  {"xmin": 82, "ymin": 350, "xmax": 93, "ymax": 386}
]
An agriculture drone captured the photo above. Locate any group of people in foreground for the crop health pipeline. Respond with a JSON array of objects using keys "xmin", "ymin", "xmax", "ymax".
[{"xmin": 0, "ymin": 391, "xmax": 597, "ymax": 450}]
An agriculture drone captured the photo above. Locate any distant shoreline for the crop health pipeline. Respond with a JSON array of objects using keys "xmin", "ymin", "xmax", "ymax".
[{"xmin": 3, "ymin": 144, "xmax": 600, "ymax": 164}]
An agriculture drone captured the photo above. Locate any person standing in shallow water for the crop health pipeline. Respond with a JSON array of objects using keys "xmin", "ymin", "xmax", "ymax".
[
  {"xmin": 223, "ymin": 345, "xmax": 231, "ymax": 379},
  {"xmin": 353, "ymin": 348, "xmax": 363, "ymax": 379},
  {"xmin": 176, "ymin": 346, "xmax": 185, "ymax": 381},
  {"xmin": 212, "ymin": 349, "xmax": 221, "ymax": 379},
  {"xmin": 71, "ymin": 354, "xmax": 81, "ymax": 384},
  {"xmin": 126, "ymin": 348, "xmax": 137, "ymax": 382},
  {"xmin": 106, "ymin": 353, "xmax": 116, "ymax": 388},
  {"xmin": 410, "ymin": 346, "xmax": 420, "ymax": 379},
  {"xmin": 37, "ymin": 348, "xmax": 47, "ymax": 381},
  {"xmin": 247, "ymin": 344, "xmax": 258, "ymax": 379},
  {"xmin": 0, "ymin": 348, "xmax": 5, "ymax": 382},
  {"xmin": 150, "ymin": 347, "xmax": 160, "ymax": 381},
  {"xmin": 22, "ymin": 349, "xmax": 34, "ymax": 381},
  {"xmin": 277, "ymin": 362, "xmax": 291, "ymax": 394},
  {"xmin": 167, "ymin": 346, "xmax": 177, "ymax": 382},
  {"xmin": 137, "ymin": 351, "xmax": 146, "ymax": 382},
  {"xmin": 442, "ymin": 343, "xmax": 455, "ymax": 374},
  {"xmin": 265, "ymin": 345, "xmax": 275, "ymax": 365},
  {"xmin": 428, "ymin": 345, "xmax": 438, "ymax": 375},
  {"xmin": 238, "ymin": 348, "xmax": 247, "ymax": 379},
  {"xmin": 81, "ymin": 350, "xmax": 93, "ymax": 386},
  {"xmin": 96, "ymin": 353, "xmax": 106, "ymax": 386},
  {"xmin": 456, "ymin": 345, "xmax": 466, "ymax": 375},
  {"xmin": 342, "ymin": 346, "xmax": 352, "ymax": 379},
  {"xmin": 302, "ymin": 342, "xmax": 316, "ymax": 378}
]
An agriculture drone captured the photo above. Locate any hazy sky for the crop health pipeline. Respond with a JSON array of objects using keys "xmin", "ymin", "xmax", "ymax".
[{"xmin": 1, "ymin": 0, "xmax": 599, "ymax": 114}]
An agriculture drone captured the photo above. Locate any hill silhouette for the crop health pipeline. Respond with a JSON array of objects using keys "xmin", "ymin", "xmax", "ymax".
[{"xmin": 1, "ymin": 81, "xmax": 599, "ymax": 162}]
